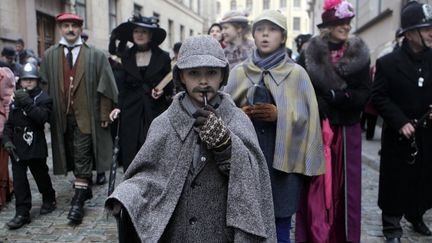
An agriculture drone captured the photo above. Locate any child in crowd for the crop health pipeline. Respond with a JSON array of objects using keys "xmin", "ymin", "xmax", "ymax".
[
  {"xmin": 106, "ymin": 35, "xmax": 276, "ymax": 242},
  {"xmin": 220, "ymin": 10, "xmax": 255, "ymax": 68},
  {"xmin": 4, "ymin": 63, "xmax": 56, "ymax": 230},
  {"xmin": 224, "ymin": 10, "xmax": 325, "ymax": 242}
]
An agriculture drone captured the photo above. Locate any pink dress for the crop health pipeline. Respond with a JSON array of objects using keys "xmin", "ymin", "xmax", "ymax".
[{"xmin": 0, "ymin": 67, "xmax": 16, "ymax": 210}]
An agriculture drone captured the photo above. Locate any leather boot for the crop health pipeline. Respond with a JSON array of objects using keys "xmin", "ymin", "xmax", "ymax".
[
  {"xmin": 67, "ymin": 188, "xmax": 93, "ymax": 224},
  {"xmin": 96, "ymin": 172, "xmax": 106, "ymax": 185},
  {"xmin": 412, "ymin": 220, "xmax": 432, "ymax": 236},
  {"xmin": 7, "ymin": 214, "xmax": 31, "ymax": 230}
]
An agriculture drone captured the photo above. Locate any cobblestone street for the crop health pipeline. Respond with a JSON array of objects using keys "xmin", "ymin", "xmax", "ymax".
[{"xmin": 0, "ymin": 128, "xmax": 431, "ymax": 242}]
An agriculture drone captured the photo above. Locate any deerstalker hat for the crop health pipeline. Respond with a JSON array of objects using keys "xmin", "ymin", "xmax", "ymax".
[{"xmin": 173, "ymin": 36, "xmax": 229, "ymax": 86}]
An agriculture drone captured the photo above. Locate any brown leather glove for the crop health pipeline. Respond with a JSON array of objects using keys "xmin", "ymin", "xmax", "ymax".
[
  {"xmin": 241, "ymin": 105, "xmax": 253, "ymax": 118},
  {"xmin": 251, "ymin": 103, "xmax": 277, "ymax": 122}
]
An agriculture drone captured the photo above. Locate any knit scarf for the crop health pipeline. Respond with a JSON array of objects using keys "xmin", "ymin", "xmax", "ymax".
[
  {"xmin": 250, "ymin": 47, "xmax": 286, "ymax": 104},
  {"xmin": 252, "ymin": 47, "xmax": 286, "ymax": 70}
]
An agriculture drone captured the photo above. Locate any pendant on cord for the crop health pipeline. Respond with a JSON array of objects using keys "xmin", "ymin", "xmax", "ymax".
[{"xmin": 418, "ymin": 77, "xmax": 424, "ymax": 87}]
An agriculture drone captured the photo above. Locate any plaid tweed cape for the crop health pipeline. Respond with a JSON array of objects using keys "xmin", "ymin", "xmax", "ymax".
[{"xmin": 224, "ymin": 55, "xmax": 325, "ymax": 175}]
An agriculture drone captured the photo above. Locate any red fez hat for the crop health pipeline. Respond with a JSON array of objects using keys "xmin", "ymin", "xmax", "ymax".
[{"xmin": 56, "ymin": 12, "xmax": 83, "ymax": 26}]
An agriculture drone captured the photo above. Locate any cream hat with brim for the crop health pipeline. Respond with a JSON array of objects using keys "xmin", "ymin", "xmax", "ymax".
[
  {"xmin": 253, "ymin": 10, "xmax": 287, "ymax": 31},
  {"xmin": 220, "ymin": 10, "xmax": 249, "ymax": 24}
]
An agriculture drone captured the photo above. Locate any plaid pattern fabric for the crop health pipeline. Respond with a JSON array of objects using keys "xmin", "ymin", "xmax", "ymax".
[
  {"xmin": 198, "ymin": 113, "xmax": 228, "ymax": 148},
  {"xmin": 224, "ymin": 55, "xmax": 326, "ymax": 176}
]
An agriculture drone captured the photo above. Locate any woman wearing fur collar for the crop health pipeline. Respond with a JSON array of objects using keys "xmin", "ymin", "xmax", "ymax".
[{"xmin": 296, "ymin": 1, "xmax": 370, "ymax": 242}]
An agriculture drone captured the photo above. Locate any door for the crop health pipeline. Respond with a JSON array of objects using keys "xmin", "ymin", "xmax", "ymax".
[{"xmin": 37, "ymin": 12, "xmax": 55, "ymax": 57}]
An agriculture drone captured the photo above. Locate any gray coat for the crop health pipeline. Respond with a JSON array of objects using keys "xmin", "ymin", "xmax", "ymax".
[{"xmin": 106, "ymin": 92, "xmax": 276, "ymax": 242}]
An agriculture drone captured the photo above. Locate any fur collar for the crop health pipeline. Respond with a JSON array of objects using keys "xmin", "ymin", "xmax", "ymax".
[{"xmin": 304, "ymin": 36, "xmax": 369, "ymax": 93}]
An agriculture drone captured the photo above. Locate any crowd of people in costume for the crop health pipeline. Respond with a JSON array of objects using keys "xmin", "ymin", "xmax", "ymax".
[{"xmin": 1, "ymin": 1, "xmax": 432, "ymax": 243}]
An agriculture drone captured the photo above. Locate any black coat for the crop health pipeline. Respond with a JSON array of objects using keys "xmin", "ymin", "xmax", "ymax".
[
  {"xmin": 372, "ymin": 40, "xmax": 432, "ymax": 216},
  {"xmin": 118, "ymin": 46, "xmax": 172, "ymax": 170},
  {"xmin": 3, "ymin": 87, "xmax": 52, "ymax": 160}
]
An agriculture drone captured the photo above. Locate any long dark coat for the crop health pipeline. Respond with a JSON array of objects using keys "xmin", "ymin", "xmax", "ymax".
[
  {"xmin": 117, "ymin": 46, "xmax": 172, "ymax": 170},
  {"xmin": 39, "ymin": 43, "xmax": 118, "ymax": 175},
  {"xmin": 372, "ymin": 40, "xmax": 432, "ymax": 216},
  {"xmin": 3, "ymin": 87, "xmax": 51, "ymax": 160}
]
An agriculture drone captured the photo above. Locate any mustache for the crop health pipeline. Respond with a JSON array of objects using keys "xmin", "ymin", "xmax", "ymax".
[
  {"xmin": 66, "ymin": 31, "xmax": 76, "ymax": 36},
  {"xmin": 192, "ymin": 86, "xmax": 215, "ymax": 94}
]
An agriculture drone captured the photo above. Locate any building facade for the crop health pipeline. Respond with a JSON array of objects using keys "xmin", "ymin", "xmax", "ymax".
[
  {"xmin": 214, "ymin": 0, "xmax": 311, "ymax": 55},
  {"xmin": 307, "ymin": 0, "xmax": 432, "ymax": 63},
  {"xmin": 0, "ymin": 0, "xmax": 211, "ymax": 58}
]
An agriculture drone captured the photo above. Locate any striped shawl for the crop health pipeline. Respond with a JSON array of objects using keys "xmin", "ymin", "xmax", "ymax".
[{"xmin": 224, "ymin": 55, "xmax": 325, "ymax": 175}]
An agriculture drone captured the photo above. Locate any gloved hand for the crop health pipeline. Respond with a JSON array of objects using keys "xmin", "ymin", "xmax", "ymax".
[
  {"xmin": 251, "ymin": 103, "xmax": 277, "ymax": 122},
  {"xmin": 323, "ymin": 89, "xmax": 350, "ymax": 105},
  {"xmin": 193, "ymin": 105, "xmax": 230, "ymax": 149},
  {"xmin": 241, "ymin": 105, "xmax": 253, "ymax": 118},
  {"xmin": 14, "ymin": 89, "xmax": 32, "ymax": 108},
  {"xmin": 3, "ymin": 141, "xmax": 15, "ymax": 153}
]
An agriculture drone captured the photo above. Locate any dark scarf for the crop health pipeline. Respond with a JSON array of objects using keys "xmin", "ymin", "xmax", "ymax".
[
  {"xmin": 250, "ymin": 47, "xmax": 286, "ymax": 104},
  {"xmin": 252, "ymin": 47, "xmax": 286, "ymax": 70}
]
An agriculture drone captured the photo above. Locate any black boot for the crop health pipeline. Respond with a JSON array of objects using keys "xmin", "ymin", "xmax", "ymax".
[
  {"xmin": 7, "ymin": 214, "xmax": 31, "ymax": 230},
  {"xmin": 67, "ymin": 188, "xmax": 93, "ymax": 224},
  {"xmin": 96, "ymin": 172, "xmax": 106, "ymax": 185},
  {"xmin": 412, "ymin": 220, "xmax": 432, "ymax": 236}
]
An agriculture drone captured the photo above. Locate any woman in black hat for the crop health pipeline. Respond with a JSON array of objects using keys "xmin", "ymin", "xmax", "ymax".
[{"xmin": 109, "ymin": 14, "xmax": 173, "ymax": 171}]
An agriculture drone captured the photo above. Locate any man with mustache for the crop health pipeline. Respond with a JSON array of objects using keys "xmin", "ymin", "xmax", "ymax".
[{"xmin": 39, "ymin": 13, "xmax": 118, "ymax": 225}]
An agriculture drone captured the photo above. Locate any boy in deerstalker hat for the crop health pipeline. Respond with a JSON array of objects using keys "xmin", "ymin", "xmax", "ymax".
[{"xmin": 106, "ymin": 35, "xmax": 276, "ymax": 242}]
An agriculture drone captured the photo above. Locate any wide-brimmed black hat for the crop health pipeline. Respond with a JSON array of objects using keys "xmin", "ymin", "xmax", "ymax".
[{"xmin": 112, "ymin": 14, "xmax": 166, "ymax": 46}]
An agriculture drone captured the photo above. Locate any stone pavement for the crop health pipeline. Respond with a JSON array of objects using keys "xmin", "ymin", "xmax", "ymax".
[
  {"xmin": 360, "ymin": 126, "xmax": 432, "ymax": 243},
  {"xmin": 0, "ymin": 127, "xmax": 431, "ymax": 242}
]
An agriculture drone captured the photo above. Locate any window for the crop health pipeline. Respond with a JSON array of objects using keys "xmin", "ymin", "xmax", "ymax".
[
  {"xmin": 168, "ymin": 19, "xmax": 174, "ymax": 47},
  {"xmin": 153, "ymin": 12, "xmax": 160, "ymax": 18},
  {"xmin": 246, "ymin": 0, "xmax": 253, "ymax": 9},
  {"xmin": 216, "ymin": 2, "xmax": 221, "ymax": 14},
  {"xmin": 190, "ymin": 29, "xmax": 194, "ymax": 36},
  {"xmin": 280, "ymin": 0, "xmax": 286, "ymax": 8},
  {"xmin": 134, "ymin": 4, "xmax": 142, "ymax": 15},
  {"xmin": 230, "ymin": 0, "xmax": 236, "ymax": 10},
  {"xmin": 197, "ymin": 0, "xmax": 201, "ymax": 14},
  {"xmin": 293, "ymin": 0, "xmax": 301, "ymax": 8},
  {"xmin": 180, "ymin": 25, "xmax": 185, "ymax": 41},
  {"xmin": 293, "ymin": 17, "xmax": 300, "ymax": 31},
  {"xmin": 75, "ymin": 0, "xmax": 87, "ymax": 28},
  {"xmin": 263, "ymin": 0, "xmax": 270, "ymax": 10},
  {"xmin": 108, "ymin": 0, "xmax": 117, "ymax": 32}
]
